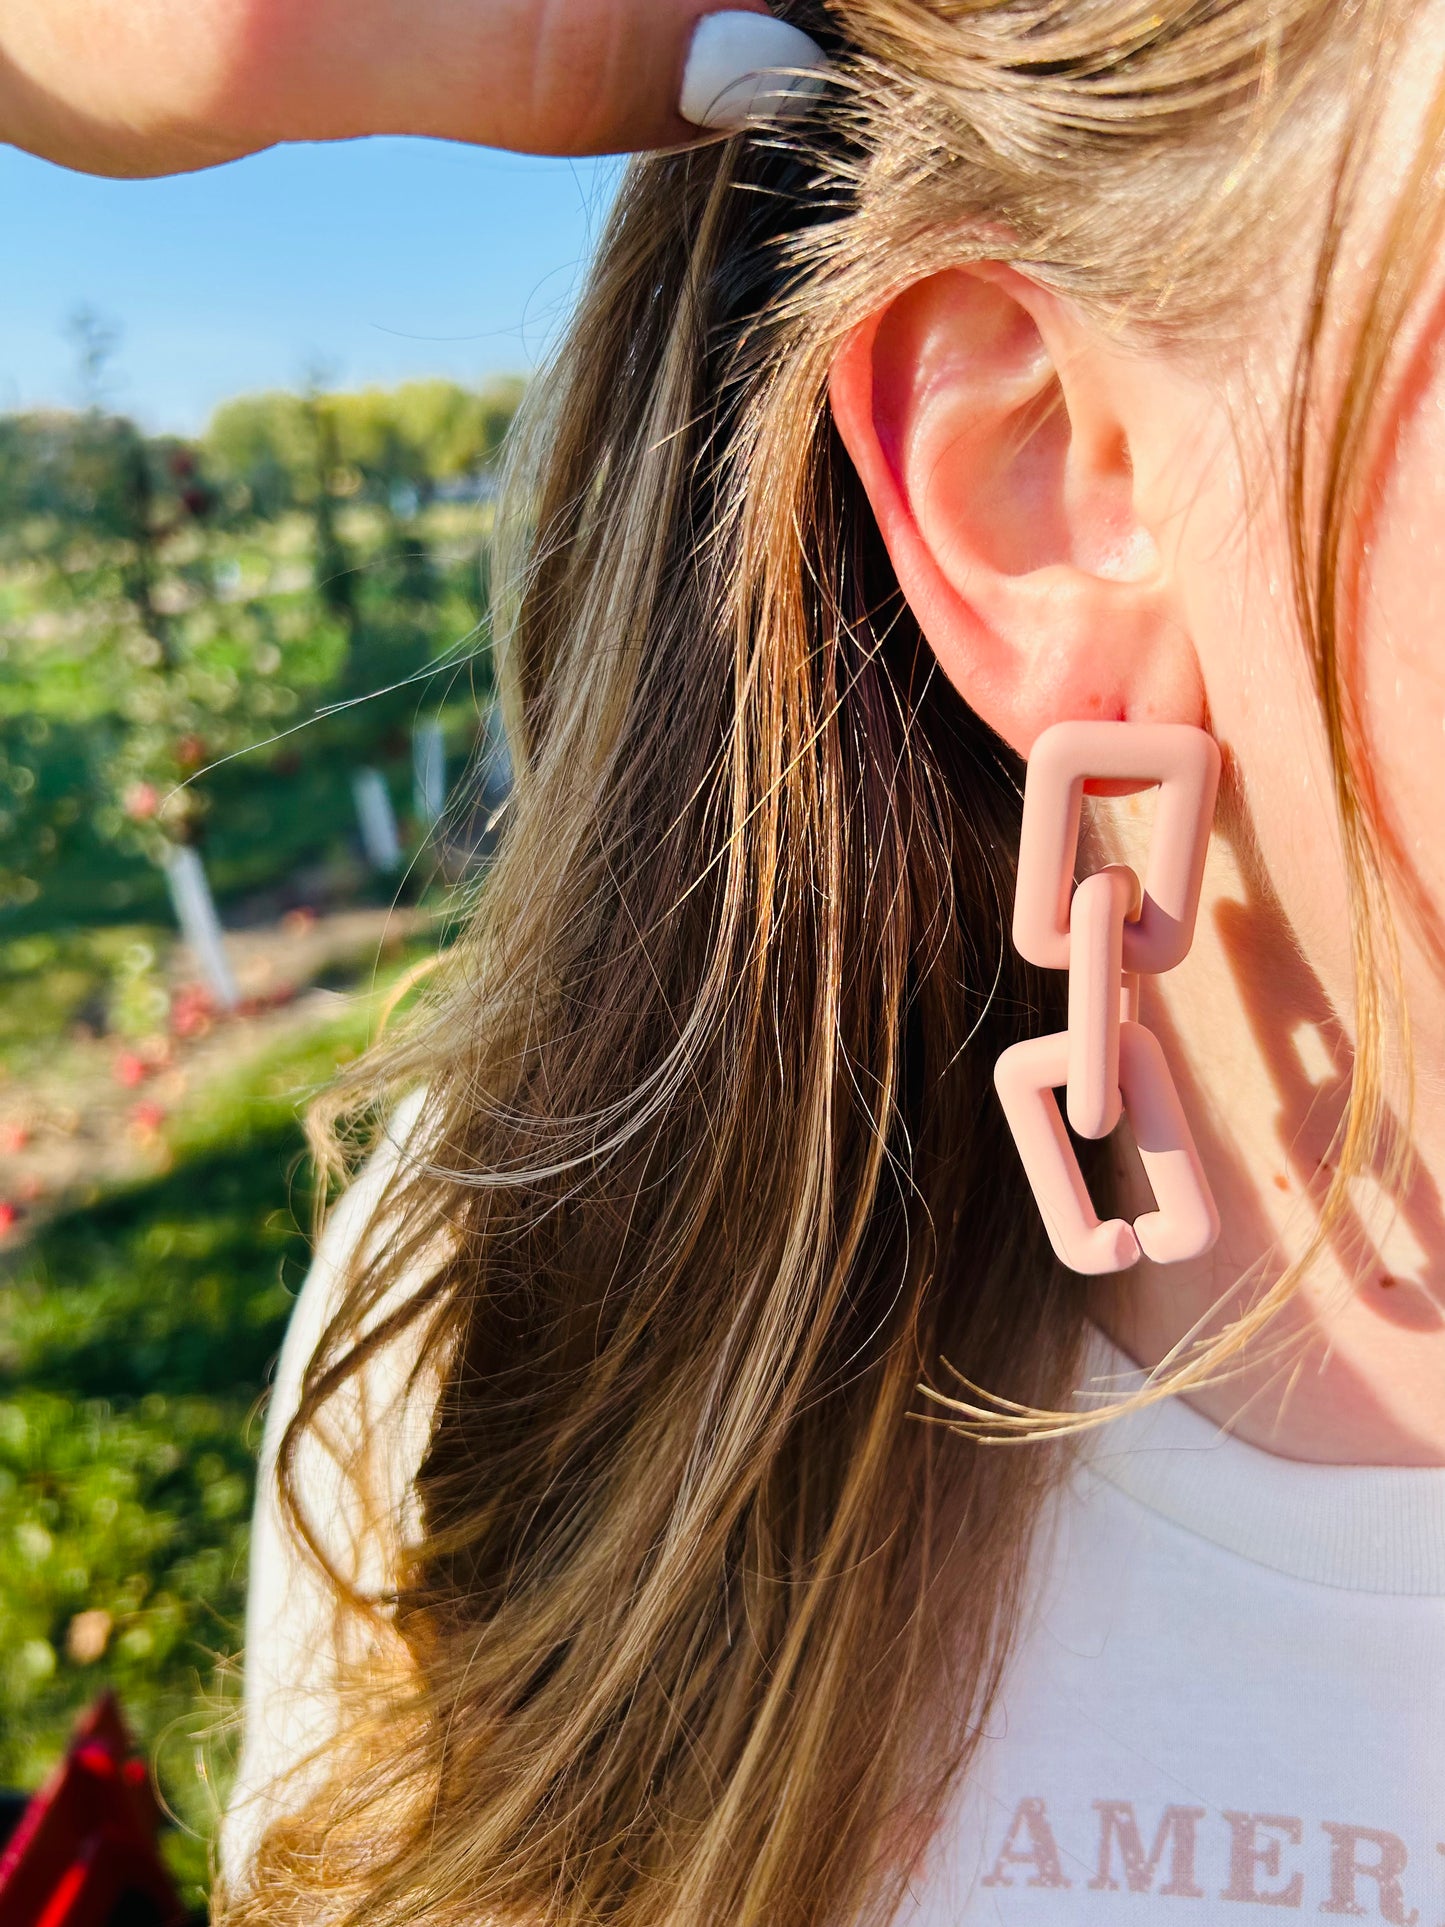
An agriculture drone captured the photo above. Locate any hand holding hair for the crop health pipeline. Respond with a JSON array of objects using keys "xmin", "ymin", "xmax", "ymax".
[{"xmin": 0, "ymin": 0, "xmax": 827, "ymax": 178}]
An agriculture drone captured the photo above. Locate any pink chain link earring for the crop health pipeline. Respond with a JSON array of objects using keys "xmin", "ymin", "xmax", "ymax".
[{"xmin": 993, "ymin": 721, "xmax": 1222, "ymax": 1275}]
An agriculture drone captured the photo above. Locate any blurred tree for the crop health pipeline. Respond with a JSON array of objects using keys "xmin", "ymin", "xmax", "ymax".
[
  {"xmin": 203, "ymin": 376, "xmax": 522, "ymax": 515},
  {"xmin": 66, "ymin": 306, "xmax": 122, "ymax": 413},
  {"xmin": 200, "ymin": 390, "xmax": 312, "ymax": 522}
]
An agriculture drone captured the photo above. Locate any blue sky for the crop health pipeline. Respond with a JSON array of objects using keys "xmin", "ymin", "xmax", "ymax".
[{"xmin": 0, "ymin": 139, "xmax": 623, "ymax": 432}]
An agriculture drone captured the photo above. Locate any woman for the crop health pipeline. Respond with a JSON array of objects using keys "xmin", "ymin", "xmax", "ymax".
[{"xmin": 17, "ymin": 0, "xmax": 1445, "ymax": 1919}]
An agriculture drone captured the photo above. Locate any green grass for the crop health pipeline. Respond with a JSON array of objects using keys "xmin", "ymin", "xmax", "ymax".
[
  {"xmin": 0, "ymin": 924, "xmax": 167, "ymax": 1073},
  {"xmin": 0, "ymin": 1005, "xmax": 377, "ymax": 1907}
]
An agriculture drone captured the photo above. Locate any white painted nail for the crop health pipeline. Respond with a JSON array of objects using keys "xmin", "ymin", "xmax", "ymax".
[{"xmin": 679, "ymin": 12, "xmax": 830, "ymax": 131}]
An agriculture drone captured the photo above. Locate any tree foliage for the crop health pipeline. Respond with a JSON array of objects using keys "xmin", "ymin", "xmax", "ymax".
[
  {"xmin": 204, "ymin": 376, "xmax": 524, "ymax": 516},
  {"xmin": 0, "ymin": 376, "xmax": 520, "ymax": 913}
]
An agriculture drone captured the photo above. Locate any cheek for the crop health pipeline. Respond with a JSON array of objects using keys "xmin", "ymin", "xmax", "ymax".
[
  {"xmin": 1357, "ymin": 315, "xmax": 1445, "ymax": 958},
  {"xmin": 1164, "ymin": 394, "xmax": 1358, "ymax": 1017}
]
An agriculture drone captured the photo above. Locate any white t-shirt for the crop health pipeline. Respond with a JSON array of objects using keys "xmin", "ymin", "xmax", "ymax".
[
  {"xmin": 898, "ymin": 1373, "xmax": 1445, "ymax": 1925},
  {"xmin": 222, "ymin": 1133, "xmax": 1445, "ymax": 1924}
]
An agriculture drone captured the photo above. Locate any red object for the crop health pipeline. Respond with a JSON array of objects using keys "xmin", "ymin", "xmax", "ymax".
[
  {"xmin": 112, "ymin": 1056, "xmax": 148, "ymax": 1091},
  {"xmin": 0, "ymin": 1694, "xmax": 185, "ymax": 1927},
  {"xmin": 122, "ymin": 785, "xmax": 160, "ymax": 824},
  {"xmin": 0, "ymin": 1203, "xmax": 19, "ymax": 1235},
  {"xmin": 235, "ymin": 986, "xmax": 296, "ymax": 1020},
  {"xmin": 167, "ymin": 987, "xmax": 214, "ymax": 1041}
]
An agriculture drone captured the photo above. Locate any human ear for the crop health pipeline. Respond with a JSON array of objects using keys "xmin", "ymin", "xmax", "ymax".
[{"xmin": 828, "ymin": 266, "xmax": 1206, "ymax": 756}]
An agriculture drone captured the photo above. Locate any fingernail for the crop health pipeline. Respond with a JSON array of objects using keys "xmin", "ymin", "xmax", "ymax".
[{"xmin": 679, "ymin": 12, "xmax": 830, "ymax": 131}]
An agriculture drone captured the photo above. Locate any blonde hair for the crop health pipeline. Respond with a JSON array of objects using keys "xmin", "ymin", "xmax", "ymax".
[{"xmin": 220, "ymin": 3, "xmax": 1440, "ymax": 1922}]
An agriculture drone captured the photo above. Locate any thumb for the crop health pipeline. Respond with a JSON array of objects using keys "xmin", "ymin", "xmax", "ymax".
[
  {"xmin": 468, "ymin": 0, "xmax": 833, "ymax": 152},
  {"xmin": 285, "ymin": 0, "xmax": 833, "ymax": 155},
  {"xmin": 0, "ymin": 0, "xmax": 831, "ymax": 178}
]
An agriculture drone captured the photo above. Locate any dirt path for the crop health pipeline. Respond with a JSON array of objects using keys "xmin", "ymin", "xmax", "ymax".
[{"xmin": 0, "ymin": 905, "xmax": 430, "ymax": 1239}]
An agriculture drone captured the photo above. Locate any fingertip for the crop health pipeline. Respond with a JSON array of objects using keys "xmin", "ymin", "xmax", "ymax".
[{"xmin": 677, "ymin": 9, "xmax": 829, "ymax": 133}]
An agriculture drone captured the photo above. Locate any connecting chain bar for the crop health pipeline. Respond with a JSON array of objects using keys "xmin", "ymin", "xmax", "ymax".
[{"xmin": 1065, "ymin": 862, "xmax": 1141, "ymax": 1141}]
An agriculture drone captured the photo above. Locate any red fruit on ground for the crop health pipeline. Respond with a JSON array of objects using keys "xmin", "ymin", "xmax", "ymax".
[
  {"xmin": 0, "ymin": 1202, "xmax": 21, "ymax": 1232},
  {"xmin": 169, "ymin": 985, "xmax": 216, "ymax": 1039},
  {"xmin": 113, "ymin": 1053, "xmax": 148, "ymax": 1088},
  {"xmin": 0, "ymin": 1122, "xmax": 30, "ymax": 1154}
]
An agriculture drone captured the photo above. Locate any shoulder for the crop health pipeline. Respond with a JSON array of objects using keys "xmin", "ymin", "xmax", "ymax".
[
  {"xmin": 219, "ymin": 1088, "xmax": 448, "ymax": 1891},
  {"xmin": 265, "ymin": 1086, "xmax": 439, "ymax": 1470}
]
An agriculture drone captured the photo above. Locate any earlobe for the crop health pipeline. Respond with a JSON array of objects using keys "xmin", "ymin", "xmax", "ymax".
[{"xmin": 828, "ymin": 266, "xmax": 1205, "ymax": 756}]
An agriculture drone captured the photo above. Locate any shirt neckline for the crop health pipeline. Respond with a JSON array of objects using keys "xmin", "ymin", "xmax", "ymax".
[{"xmin": 1076, "ymin": 1332, "xmax": 1445, "ymax": 1596}]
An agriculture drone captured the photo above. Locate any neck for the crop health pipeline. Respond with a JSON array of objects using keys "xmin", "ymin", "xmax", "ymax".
[{"xmin": 1084, "ymin": 807, "xmax": 1445, "ymax": 1466}]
